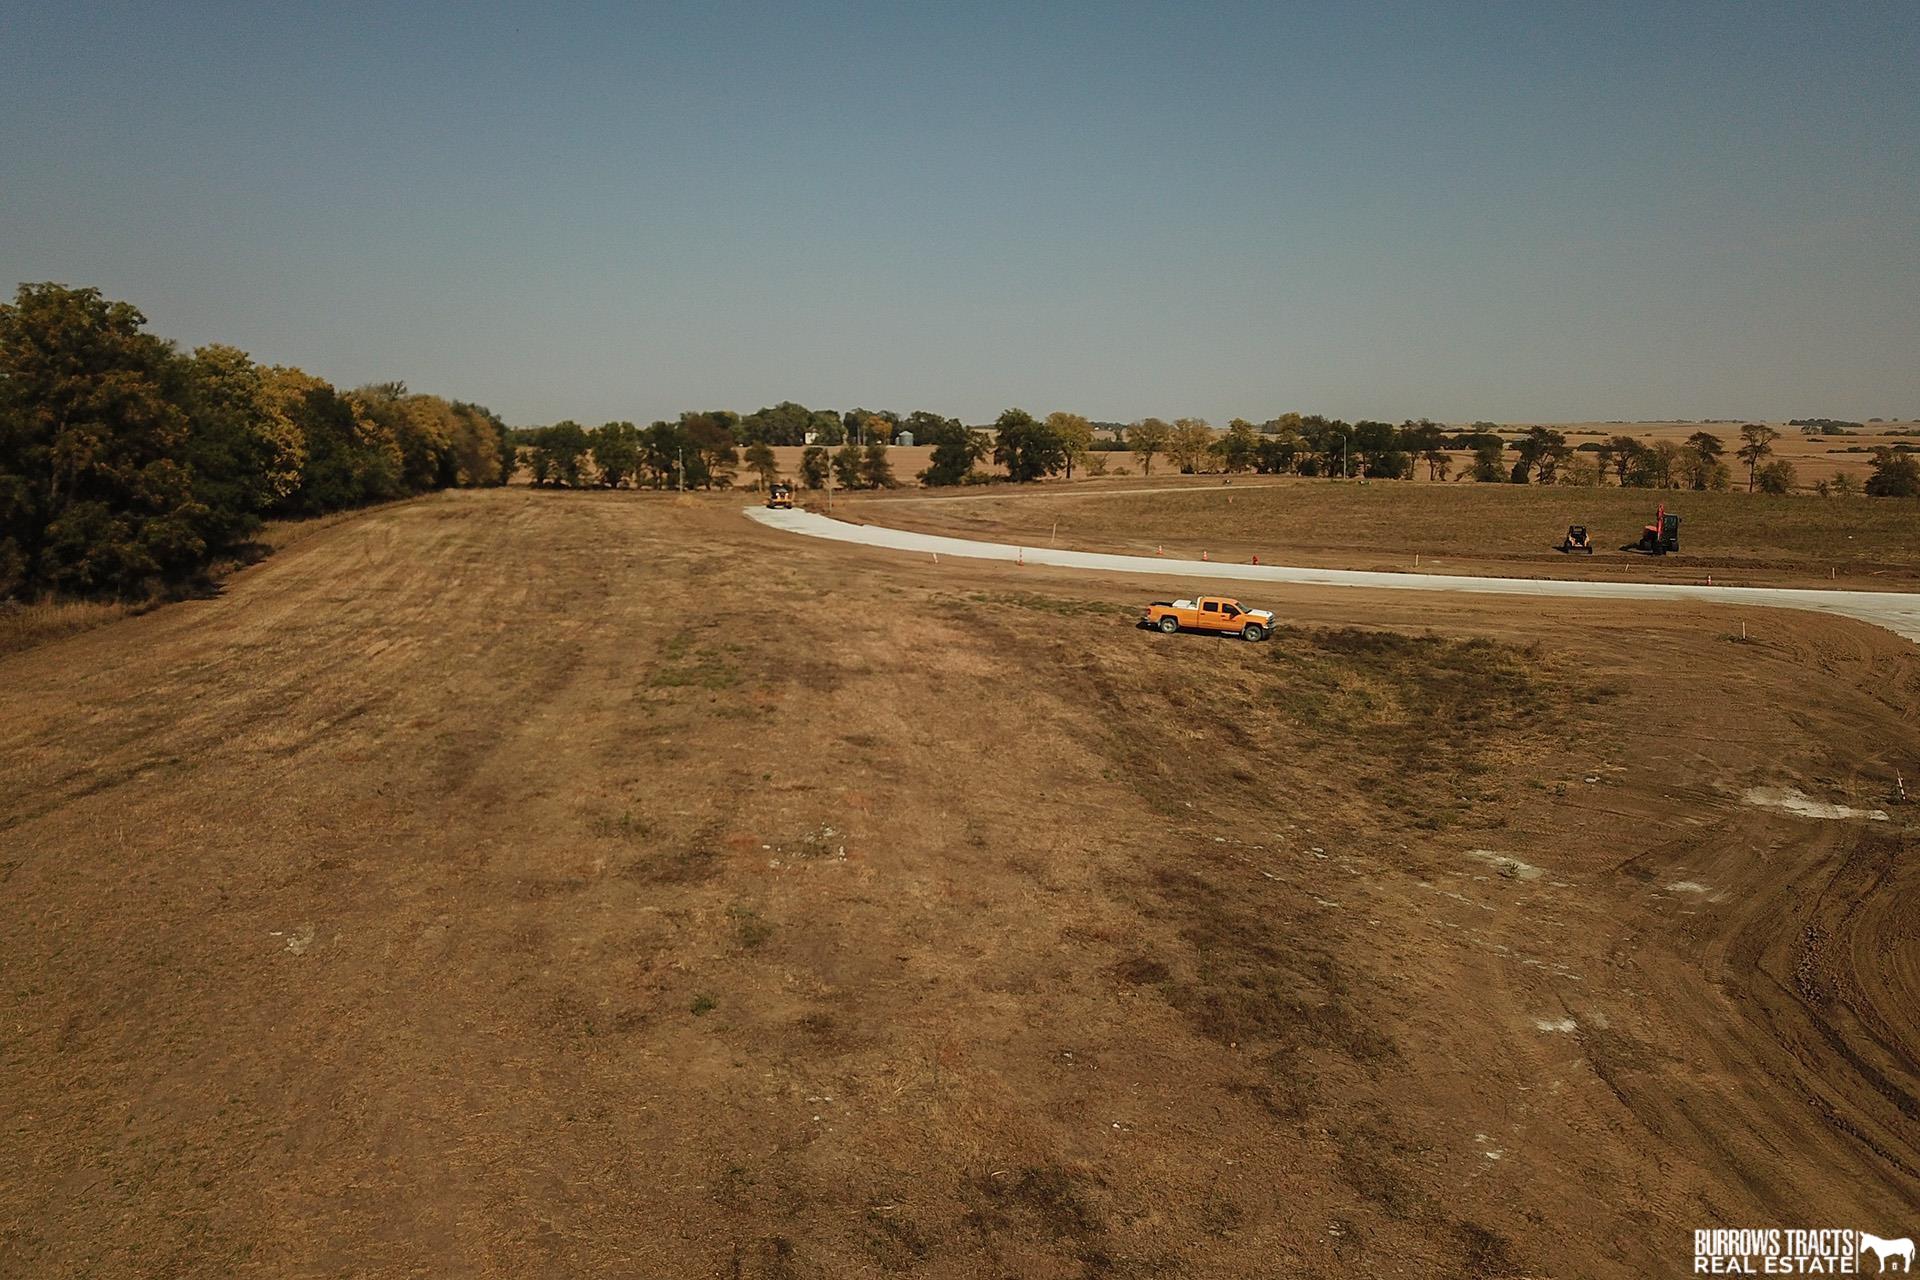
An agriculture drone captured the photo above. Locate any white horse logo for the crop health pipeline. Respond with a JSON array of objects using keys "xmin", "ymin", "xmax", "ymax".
[{"xmin": 1861, "ymin": 1234, "xmax": 1916, "ymax": 1272}]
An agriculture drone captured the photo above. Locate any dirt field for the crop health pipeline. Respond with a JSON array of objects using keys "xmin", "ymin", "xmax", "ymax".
[
  {"xmin": 838, "ymin": 479, "xmax": 1920, "ymax": 590},
  {"xmin": 3, "ymin": 488, "xmax": 1916, "ymax": 1278}
]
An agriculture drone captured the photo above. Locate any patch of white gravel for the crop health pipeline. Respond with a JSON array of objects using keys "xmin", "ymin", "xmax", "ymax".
[
  {"xmin": 1466, "ymin": 849, "xmax": 1545, "ymax": 881},
  {"xmin": 1742, "ymin": 786, "xmax": 1889, "ymax": 822},
  {"xmin": 1534, "ymin": 1017, "xmax": 1578, "ymax": 1033}
]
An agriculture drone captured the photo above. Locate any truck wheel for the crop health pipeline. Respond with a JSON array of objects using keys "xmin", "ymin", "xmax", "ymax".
[
  {"xmin": 1157, "ymin": 616, "xmax": 1178, "ymax": 634},
  {"xmin": 1242, "ymin": 623, "xmax": 1266, "ymax": 642}
]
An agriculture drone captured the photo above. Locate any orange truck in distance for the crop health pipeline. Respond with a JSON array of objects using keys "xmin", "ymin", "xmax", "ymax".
[{"xmin": 1142, "ymin": 596, "xmax": 1275, "ymax": 641}]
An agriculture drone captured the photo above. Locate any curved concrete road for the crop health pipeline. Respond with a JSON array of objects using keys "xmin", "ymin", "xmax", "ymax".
[{"xmin": 746, "ymin": 505, "xmax": 1920, "ymax": 643}]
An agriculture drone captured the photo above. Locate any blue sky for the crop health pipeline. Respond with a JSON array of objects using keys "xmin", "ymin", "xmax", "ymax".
[{"xmin": 3, "ymin": 1, "xmax": 1916, "ymax": 425}]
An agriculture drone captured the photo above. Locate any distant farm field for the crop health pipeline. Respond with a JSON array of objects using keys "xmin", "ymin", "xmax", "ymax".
[{"xmin": 843, "ymin": 478, "xmax": 1920, "ymax": 588}]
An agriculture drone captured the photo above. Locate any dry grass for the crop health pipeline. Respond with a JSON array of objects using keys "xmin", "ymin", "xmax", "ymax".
[
  {"xmin": 5, "ymin": 489, "xmax": 1918, "ymax": 1278},
  {"xmin": 856, "ymin": 478, "xmax": 1920, "ymax": 586},
  {"xmin": 1263, "ymin": 625, "xmax": 1599, "ymax": 825},
  {"xmin": 0, "ymin": 598, "xmax": 137, "ymax": 655},
  {"xmin": 1065, "ymin": 613, "xmax": 1599, "ymax": 833},
  {"xmin": 0, "ymin": 496, "xmax": 429, "ymax": 657}
]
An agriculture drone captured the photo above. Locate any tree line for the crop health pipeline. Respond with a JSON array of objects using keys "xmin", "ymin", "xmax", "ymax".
[
  {"xmin": 513, "ymin": 403, "xmax": 1919, "ymax": 498},
  {"xmin": 516, "ymin": 410, "xmax": 910, "ymax": 492},
  {"xmin": 0, "ymin": 283, "xmax": 513, "ymax": 599},
  {"xmin": 13, "ymin": 278, "xmax": 1905, "ymax": 606}
]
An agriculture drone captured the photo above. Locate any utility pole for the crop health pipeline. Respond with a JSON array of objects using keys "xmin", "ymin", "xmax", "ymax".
[
  {"xmin": 678, "ymin": 446, "xmax": 686, "ymax": 492},
  {"xmin": 1341, "ymin": 434, "xmax": 1349, "ymax": 479}
]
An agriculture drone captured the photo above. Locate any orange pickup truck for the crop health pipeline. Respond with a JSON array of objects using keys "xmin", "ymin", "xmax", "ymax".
[{"xmin": 1142, "ymin": 596, "xmax": 1275, "ymax": 641}]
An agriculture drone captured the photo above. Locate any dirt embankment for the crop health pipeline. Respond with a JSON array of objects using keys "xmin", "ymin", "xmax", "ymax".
[{"xmin": 1, "ymin": 488, "xmax": 1914, "ymax": 1277}]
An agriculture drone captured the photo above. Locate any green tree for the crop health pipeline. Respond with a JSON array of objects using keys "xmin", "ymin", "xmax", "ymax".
[
  {"xmin": 0, "ymin": 281, "xmax": 505, "ymax": 599},
  {"xmin": 592, "ymin": 421, "xmax": 643, "ymax": 487},
  {"xmin": 638, "ymin": 421, "xmax": 685, "ymax": 488},
  {"xmin": 1253, "ymin": 435, "xmax": 1298, "ymax": 474},
  {"xmin": 861, "ymin": 440, "xmax": 896, "ymax": 489},
  {"xmin": 1604, "ymin": 435, "xmax": 1644, "ymax": 485},
  {"xmin": 993, "ymin": 408, "xmax": 1066, "ymax": 482},
  {"xmin": 179, "ymin": 343, "xmax": 304, "ymax": 550},
  {"xmin": 1350, "ymin": 420, "xmax": 1407, "ymax": 479},
  {"xmin": 799, "ymin": 445, "xmax": 830, "ymax": 489},
  {"xmin": 1469, "ymin": 441, "xmax": 1506, "ymax": 482},
  {"xmin": 918, "ymin": 416, "xmax": 985, "ymax": 486},
  {"xmin": 0, "ymin": 283, "xmax": 207, "ymax": 596},
  {"xmin": 1128, "ymin": 418, "xmax": 1171, "ymax": 476},
  {"xmin": 899, "ymin": 409, "xmax": 957, "ymax": 443},
  {"xmin": 831, "ymin": 441, "xmax": 865, "ymax": 490},
  {"xmin": 742, "ymin": 440, "xmax": 779, "ymax": 490},
  {"xmin": 448, "ymin": 401, "xmax": 510, "ymax": 487},
  {"xmin": 1683, "ymin": 431, "xmax": 1725, "ymax": 490},
  {"xmin": 1297, "ymin": 416, "xmax": 1352, "ymax": 476},
  {"xmin": 350, "ymin": 382, "xmax": 452, "ymax": 494},
  {"xmin": 1219, "ymin": 418, "xmax": 1259, "ymax": 472},
  {"xmin": 266, "ymin": 367, "xmax": 380, "ymax": 512},
  {"xmin": 530, "ymin": 421, "xmax": 592, "ymax": 486},
  {"xmin": 841, "ymin": 408, "xmax": 898, "ymax": 446},
  {"xmin": 1626, "ymin": 440, "xmax": 1683, "ymax": 488},
  {"xmin": 1754, "ymin": 458, "xmax": 1796, "ymax": 495},
  {"xmin": 1168, "ymin": 418, "xmax": 1216, "ymax": 473},
  {"xmin": 1737, "ymin": 424, "xmax": 1780, "ymax": 492},
  {"xmin": 1045, "ymin": 411, "xmax": 1094, "ymax": 479},
  {"xmin": 738, "ymin": 401, "xmax": 839, "ymax": 447},
  {"xmin": 1563, "ymin": 455, "xmax": 1602, "ymax": 486},
  {"xmin": 1865, "ymin": 448, "xmax": 1920, "ymax": 497},
  {"xmin": 1512, "ymin": 426, "xmax": 1569, "ymax": 484},
  {"xmin": 1400, "ymin": 420, "xmax": 1447, "ymax": 480},
  {"xmin": 681, "ymin": 411, "xmax": 739, "ymax": 489}
]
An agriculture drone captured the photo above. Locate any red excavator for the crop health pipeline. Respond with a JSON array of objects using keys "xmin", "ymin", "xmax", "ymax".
[{"xmin": 1627, "ymin": 505, "xmax": 1681, "ymax": 555}]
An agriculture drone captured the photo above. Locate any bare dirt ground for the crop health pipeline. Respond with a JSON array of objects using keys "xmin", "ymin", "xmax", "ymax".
[
  {"xmin": 2, "ymin": 488, "xmax": 1916, "ymax": 1278},
  {"xmin": 837, "ymin": 479, "xmax": 1920, "ymax": 591}
]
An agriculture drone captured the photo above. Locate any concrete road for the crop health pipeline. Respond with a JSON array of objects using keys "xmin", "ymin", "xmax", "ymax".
[{"xmin": 746, "ymin": 504, "xmax": 1920, "ymax": 642}]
